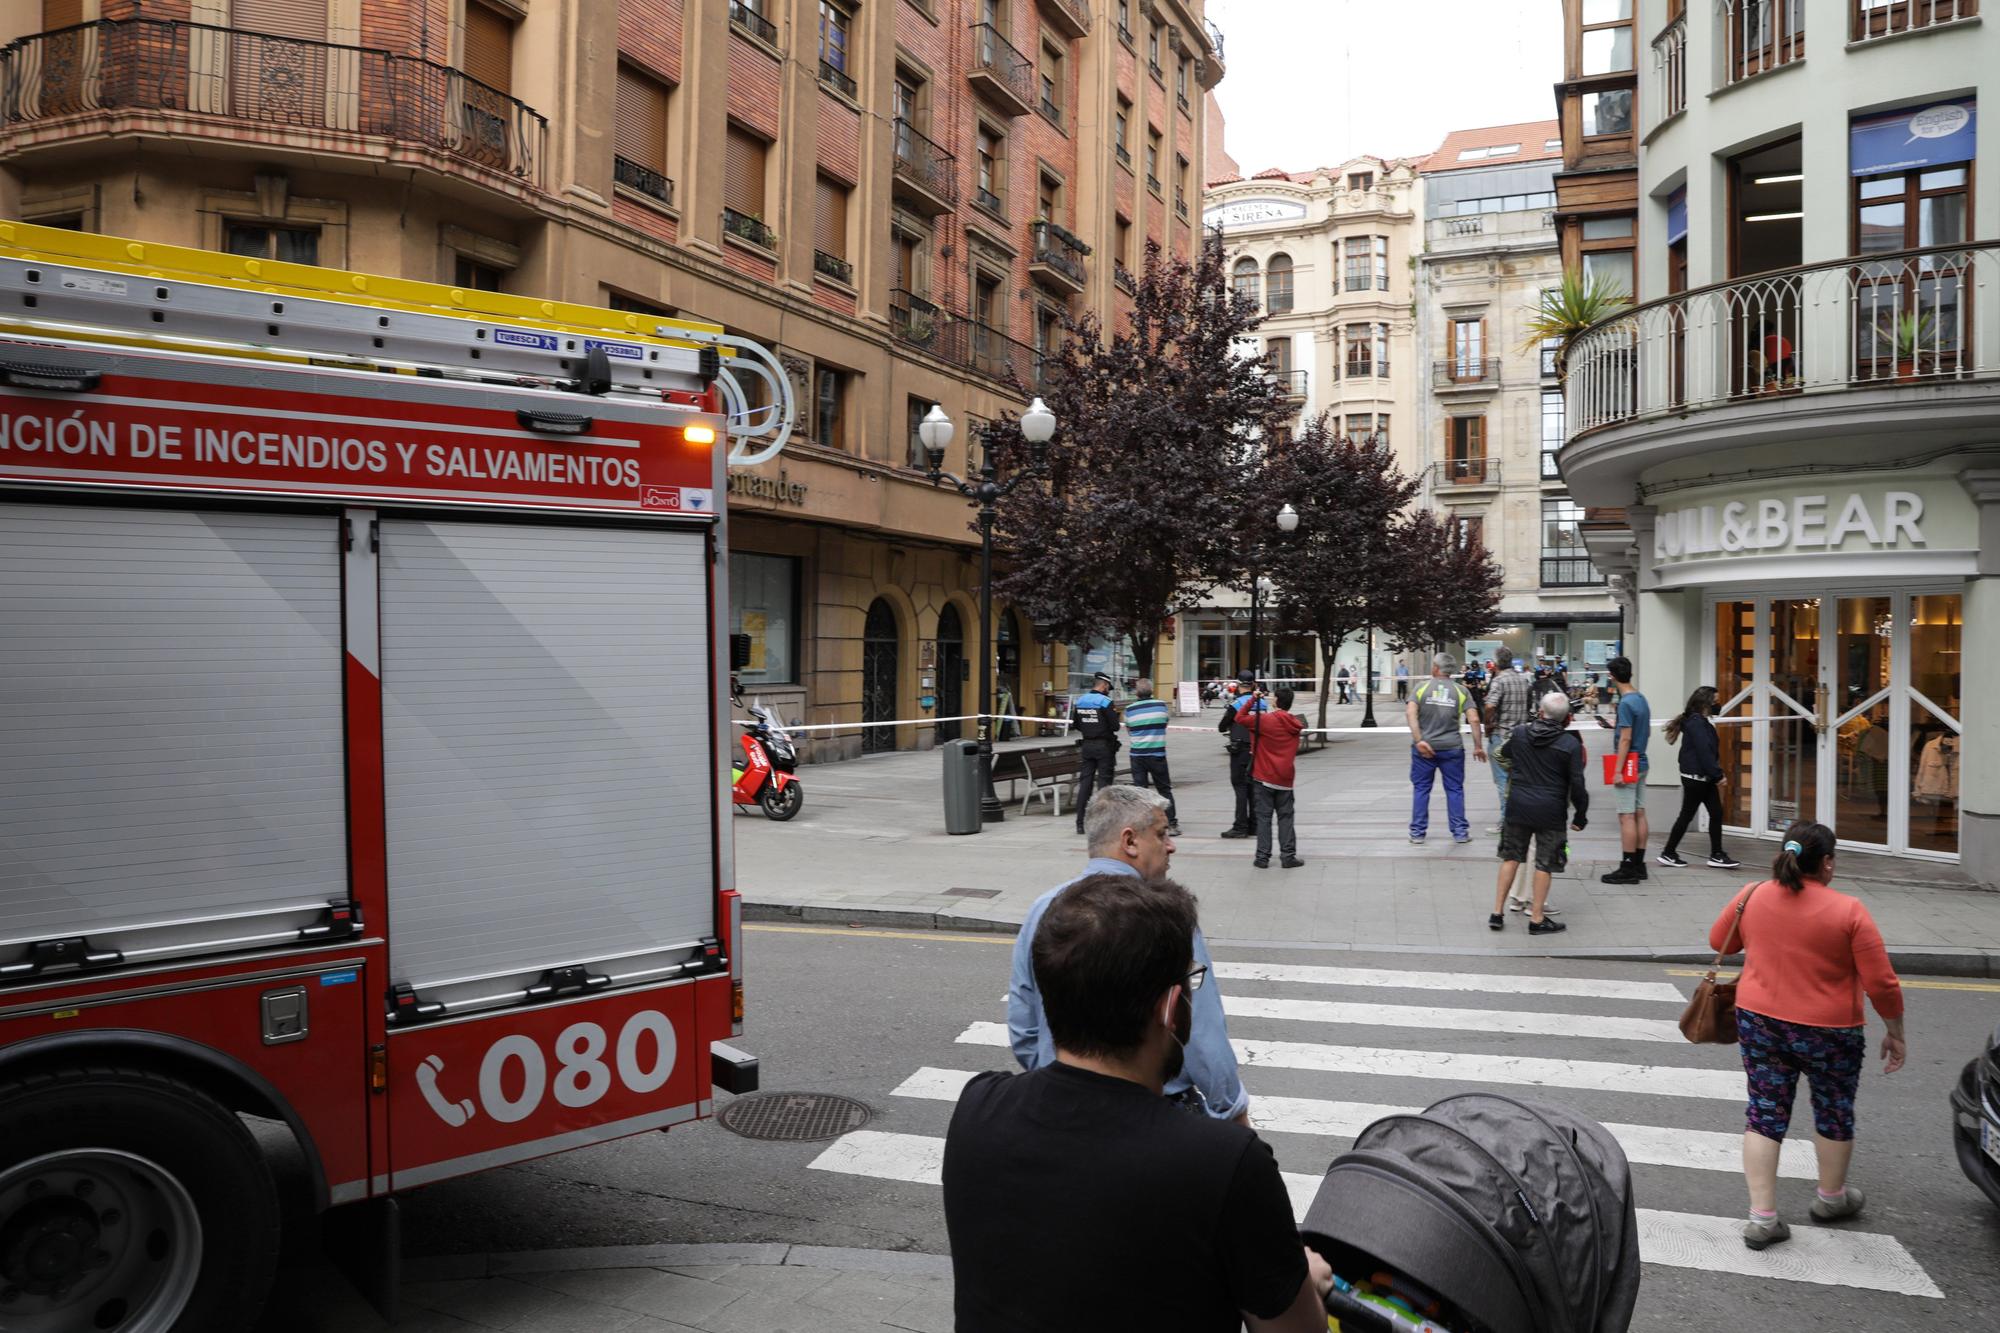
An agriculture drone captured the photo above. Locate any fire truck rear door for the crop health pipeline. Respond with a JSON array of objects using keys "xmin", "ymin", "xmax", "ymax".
[{"xmin": 376, "ymin": 517, "xmax": 716, "ymax": 1010}]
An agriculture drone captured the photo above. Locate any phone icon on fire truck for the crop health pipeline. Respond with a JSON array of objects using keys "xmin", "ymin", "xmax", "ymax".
[{"xmin": 416, "ymin": 1053, "xmax": 476, "ymax": 1127}]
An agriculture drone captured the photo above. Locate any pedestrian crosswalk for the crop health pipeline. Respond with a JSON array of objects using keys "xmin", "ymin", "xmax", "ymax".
[{"xmin": 807, "ymin": 959, "xmax": 1947, "ymax": 1307}]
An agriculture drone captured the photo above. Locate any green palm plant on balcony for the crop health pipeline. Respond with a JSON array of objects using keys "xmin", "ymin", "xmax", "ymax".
[
  {"xmin": 1519, "ymin": 267, "xmax": 1631, "ymax": 378},
  {"xmin": 1873, "ymin": 309, "xmax": 1938, "ymax": 380}
]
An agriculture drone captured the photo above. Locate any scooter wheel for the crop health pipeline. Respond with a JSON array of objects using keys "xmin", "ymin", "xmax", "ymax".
[{"xmin": 759, "ymin": 782, "xmax": 803, "ymax": 821}]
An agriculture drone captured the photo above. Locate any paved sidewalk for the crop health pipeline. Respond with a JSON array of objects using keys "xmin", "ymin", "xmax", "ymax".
[
  {"xmin": 273, "ymin": 1243, "xmax": 950, "ymax": 1332},
  {"xmin": 740, "ymin": 702, "xmax": 2000, "ymax": 976}
]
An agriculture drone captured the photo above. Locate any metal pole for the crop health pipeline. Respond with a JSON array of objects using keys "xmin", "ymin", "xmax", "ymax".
[
  {"xmin": 1360, "ymin": 623, "xmax": 1379, "ymax": 727},
  {"xmin": 1249, "ymin": 572, "xmax": 1261, "ymax": 682},
  {"xmin": 976, "ymin": 467, "xmax": 1004, "ymax": 823}
]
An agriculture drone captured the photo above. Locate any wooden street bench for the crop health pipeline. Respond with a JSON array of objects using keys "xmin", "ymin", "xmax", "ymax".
[{"xmin": 1017, "ymin": 745, "xmax": 1133, "ymax": 818}]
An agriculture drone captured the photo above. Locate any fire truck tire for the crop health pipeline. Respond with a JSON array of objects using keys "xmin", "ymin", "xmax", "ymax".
[{"xmin": 0, "ymin": 1065, "xmax": 280, "ymax": 1333}]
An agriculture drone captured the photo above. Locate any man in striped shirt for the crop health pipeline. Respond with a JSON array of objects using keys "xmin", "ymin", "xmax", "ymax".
[{"xmin": 1124, "ymin": 678, "xmax": 1181, "ymax": 836}]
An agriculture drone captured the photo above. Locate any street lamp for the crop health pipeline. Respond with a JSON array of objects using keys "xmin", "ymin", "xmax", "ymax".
[
  {"xmin": 1249, "ymin": 504, "xmax": 1296, "ymax": 683},
  {"xmin": 920, "ymin": 399, "xmax": 1057, "ymax": 825}
]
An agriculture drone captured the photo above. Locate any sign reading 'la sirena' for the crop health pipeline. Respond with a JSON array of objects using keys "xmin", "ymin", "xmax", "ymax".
[
  {"xmin": 1202, "ymin": 198, "xmax": 1308, "ymax": 230},
  {"xmin": 1655, "ymin": 491, "xmax": 1925, "ymax": 562}
]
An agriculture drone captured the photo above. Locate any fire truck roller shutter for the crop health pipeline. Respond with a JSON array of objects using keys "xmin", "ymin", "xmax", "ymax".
[
  {"xmin": 377, "ymin": 519, "xmax": 714, "ymax": 1001},
  {"xmin": 0, "ymin": 503, "xmax": 349, "ymax": 970}
]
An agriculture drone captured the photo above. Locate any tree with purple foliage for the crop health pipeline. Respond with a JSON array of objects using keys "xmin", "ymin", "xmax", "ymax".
[
  {"xmin": 1256, "ymin": 417, "xmax": 1418, "ymax": 731},
  {"xmin": 1376, "ymin": 507, "xmax": 1505, "ymax": 654},
  {"xmin": 984, "ymin": 235, "xmax": 1294, "ymax": 680}
]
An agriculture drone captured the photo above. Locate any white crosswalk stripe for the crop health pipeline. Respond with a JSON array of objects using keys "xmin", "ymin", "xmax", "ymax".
[
  {"xmin": 1214, "ymin": 960, "xmax": 1687, "ymax": 1003},
  {"xmin": 889, "ymin": 1068, "xmax": 1817, "ymax": 1180},
  {"xmin": 814, "ymin": 963, "xmax": 1944, "ymax": 1303},
  {"xmin": 1221, "ymin": 994, "xmax": 1691, "ymax": 1044},
  {"xmin": 808, "ymin": 1131, "xmax": 1940, "ymax": 1298},
  {"xmin": 957, "ymin": 1022, "xmax": 1747, "ymax": 1100}
]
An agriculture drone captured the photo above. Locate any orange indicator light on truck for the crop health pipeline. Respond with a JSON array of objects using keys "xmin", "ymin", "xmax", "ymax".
[{"xmin": 684, "ymin": 424, "xmax": 717, "ymax": 445}]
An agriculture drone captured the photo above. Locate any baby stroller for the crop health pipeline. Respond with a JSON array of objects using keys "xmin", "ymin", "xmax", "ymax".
[{"xmin": 1299, "ymin": 1094, "xmax": 1640, "ymax": 1333}]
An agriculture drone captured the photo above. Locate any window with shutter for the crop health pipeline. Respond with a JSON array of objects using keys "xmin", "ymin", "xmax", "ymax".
[
  {"xmin": 232, "ymin": 0, "xmax": 329, "ymax": 40},
  {"xmin": 462, "ymin": 1, "xmax": 514, "ymax": 93},
  {"xmin": 614, "ymin": 63, "xmax": 671, "ymax": 202},
  {"xmin": 815, "ymin": 175, "xmax": 848, "ymax": 259},
  {"xmin": 724, "ymin": 126, "xmax": 767, "ymax": 216}
]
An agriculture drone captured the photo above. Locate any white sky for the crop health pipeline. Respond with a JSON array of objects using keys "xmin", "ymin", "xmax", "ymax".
[{"xmin": 1205, "ymin": 0, "xmax": 1564, "ymax": 174}]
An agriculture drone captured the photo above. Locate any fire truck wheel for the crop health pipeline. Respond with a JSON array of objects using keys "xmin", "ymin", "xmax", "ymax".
[{"xmin": 0, "ymin": 1065, "xmax": 279, "ymax": 1333}]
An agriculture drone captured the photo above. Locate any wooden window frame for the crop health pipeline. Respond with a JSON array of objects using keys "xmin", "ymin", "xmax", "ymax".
[
  {"xmin": 814, "ymin": 363, "xmax": 848, "ymax": 452},
  {"xmin": 1850, "ymin": 163, "xmax": 1973, "ymax": 256},
  {"xmin": 1575, "ymin": 0, "xmax": 1634, "ymax": 77},
  {"xmin": 1373, "ymin": 235, "xmax": 1390, "ymax": 291},
  {"xmin": 1348, "ymin": 171, "xmax": 1374, "ymax": 192},
  {"xmin": 1450, "ymin": 316, "xmax": 1487, "ymax": 377},
  {"xmin": 1265, "ymin": 253, "xmax": 1294, "ymax": 312},
  {"xmin": 818, "ymin": 0, "xmax": 855, "ymax": 78},
  {"xmin": 1343, "ymin": 323, "xmax": 1373, "ymax": 376},
  {"xmin": 975, "ymin": 119, "xmax": 1008, "ymax": 215},
  {"xmin": 1447, "ymin": 415, "xmax": 1488, "ymax": 483},
  {"xmin": 1039, "ymin": 35, "xmax": 1065, "ymax": 126}
]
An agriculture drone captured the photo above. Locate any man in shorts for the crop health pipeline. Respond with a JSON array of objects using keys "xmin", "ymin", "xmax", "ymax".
[
  {"xmin": 1598, "ymin": 655, "xmax": 1651, "ymax": 883},
  {"xmin": 1489, "ymin": 691, "xmax": 1588, "ymax": 935}
]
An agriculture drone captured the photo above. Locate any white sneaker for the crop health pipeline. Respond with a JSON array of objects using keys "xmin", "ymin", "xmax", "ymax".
[{"xmin": 1507, "ymin": 899, "xmax": 1560, "ymax": 916}]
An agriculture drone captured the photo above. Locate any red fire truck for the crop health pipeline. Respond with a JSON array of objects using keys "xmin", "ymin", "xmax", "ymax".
[{"xmin": 0, "ymin": 222, "xmax": 789, "ymax": 1330}]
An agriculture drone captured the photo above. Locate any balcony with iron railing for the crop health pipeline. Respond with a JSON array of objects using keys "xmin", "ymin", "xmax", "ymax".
[
  {"xmin": 968, "ymin": 23, "xmax": 1034, "ymax": 117},
  {"xmin": 723, "ymin": 207, "xmax": 778, "ymax": 250},
  {"xmin": 1719, "ymin": 0, "xmax": 1805, "ymax": 88},
  {"xmin": 887, "ymin": 288, "xmax": 1038, "ymax": 389},
  {"xmin": 1650, "ymin": 14, "xmax": 1686, "ymax": 129},
  {"xmin": 1272, "ymin": 369, "xmax": 1308, "ymax": 401},
  {"xmin": 1541, "ymin": 554, "xmax": 1605, "ymax": 589},
  {"xmin": 818, "ymin": 58, "xmax": 857, "ymax": 99},
  {"xmin": 1115, "ymin": 141, "xmax": 1132, "ymax": 169},
  {"xmin": 814, "ymin": 249, "xmax": 853, "ymax": 285},
  {"xmin": 1433, "ymin": 358, "xmax": 1501, "ymax": 391},
  {"xmin": 0, "ymin": 17, "xmax": 547, "ymax": 187},
  {"xmin": 890, "ymin": 287, "xmax": 944, "ymax": 351},
  {"xmin": 1174, "ymin": 190, "xmax": 1190, "ymax": 221},
  {"xmin": 1029, "ymin": 219, "xmax": 1088, "ymax": 294},
  {"xmin": 1561, "ymin": 242, "xmax": 2000, "ymax": 498},
  {"xmin": 729, "ymin": 1, "xmax": 781, "ymax": 46},
  {"xmin": 1114, "ymin": 261, "xmax": 1137, "ymax": 296},
  {"xmin": 1443, "ymin": 455, "xmax": 1499, "ymax": 488},
  {"xmin": 892, "ymin": 118, "xmax": 957, "ymax": 215},
  {"xmin": 1037, "ymin": 0, "xmax": 1092, "ymax": 41},
  {"xmin": 1852, "ymin": 0, "xmax": 1979, "ymax": 41},
  {"xmin": 614, "ymin": 154, "xmax": 673, "ymax": 207}
]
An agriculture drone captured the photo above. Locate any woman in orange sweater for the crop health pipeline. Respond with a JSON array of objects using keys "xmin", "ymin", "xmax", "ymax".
[{"xmin": 1708, "ymin": 820, "xmax": 1907, "ymax": 1251}]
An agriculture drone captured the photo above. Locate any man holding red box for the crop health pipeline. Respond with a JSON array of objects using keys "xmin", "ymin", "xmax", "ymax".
[{"xmin": 1597, "ymin": 656, "xmax": 1652, "ymax": 884}]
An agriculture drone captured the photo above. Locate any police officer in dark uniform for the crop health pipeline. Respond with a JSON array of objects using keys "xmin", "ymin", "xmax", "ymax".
[
  {"xmin": 1218, "ymin": 668, "xmax": 1264, "ymax": 838},
  {"xmin": 1068, "ymin": 671, "xmax": 1121, "ymax": 834}
]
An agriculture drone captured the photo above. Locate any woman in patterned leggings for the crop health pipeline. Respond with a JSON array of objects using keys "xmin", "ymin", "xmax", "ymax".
[{"xmin": 1708, "ymin": 821, "xmax": 1907, "ymax": 1251}]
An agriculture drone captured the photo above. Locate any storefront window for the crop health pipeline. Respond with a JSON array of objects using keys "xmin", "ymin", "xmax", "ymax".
[
  {"xmin": 1909, "ymin": 593, "xmax": 1962, "ymax": 854},
  {"xmin": 1833, "ymin": 597, "xmax": 1893, "ymax": 848},
  {"xmin": 1714, "ymin": 600, "xmax": 1756, "ymax": 828},
  {"xmin": 729, "ymin": 552, "xmax": 798, "ymax": 685}
]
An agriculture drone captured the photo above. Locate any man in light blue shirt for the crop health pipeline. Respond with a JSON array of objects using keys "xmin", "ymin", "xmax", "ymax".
[{"xmin": 1007, "ymin": 785, "xmax": 1250, "ymax": 1123}]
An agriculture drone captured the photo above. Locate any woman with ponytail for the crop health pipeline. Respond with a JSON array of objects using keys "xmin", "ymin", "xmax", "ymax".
[
  {"xmin": 1657, "ymin": 686, "xmax": 1739, "ymax": 868},
  {"xmin": 1708, "ymin": 821, "xmax": 1906, "ymax": 1251}
]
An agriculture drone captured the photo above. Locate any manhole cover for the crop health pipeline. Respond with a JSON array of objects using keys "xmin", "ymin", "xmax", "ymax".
[{"xmin": 717, "ymin": 1092, "xmax": 873, "ymax": 1142}]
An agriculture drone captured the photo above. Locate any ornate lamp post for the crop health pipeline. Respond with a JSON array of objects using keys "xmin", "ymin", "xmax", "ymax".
[
  {"xmin": 1248, "ymin": 503, "xmax": 1298, "ymax": 682},
  {"xmin": 919, "ymin": 398, "xmax": 1058, "ymax": 824}
]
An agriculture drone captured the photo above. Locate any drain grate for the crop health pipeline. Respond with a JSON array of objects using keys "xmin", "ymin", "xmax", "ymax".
[
  {"xmin": 943, "ymin": 887, "xmax": 1001, "ymax": 899},
  {"xmin": 716, "ymin": 1091, "xmax": 874, "ymax": 1142}
]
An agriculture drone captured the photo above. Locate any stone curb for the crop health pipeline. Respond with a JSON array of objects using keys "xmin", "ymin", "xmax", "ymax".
[
  {"xmin": 744, "ymin": 900, "xmax": 2000, "ymax": 978},
  {"xmin": 403, "ymin": 1242, "xmax": 951, "ymax": 1286}
]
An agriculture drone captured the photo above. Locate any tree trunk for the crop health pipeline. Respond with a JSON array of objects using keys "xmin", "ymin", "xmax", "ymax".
[
  {"xmin": 1132, "ymin": 630, "xmax": 1156, "ymax": 683},
  {"xmin": 1318, "ymin": 654, "xmax": 1333, "ymax": 732}
]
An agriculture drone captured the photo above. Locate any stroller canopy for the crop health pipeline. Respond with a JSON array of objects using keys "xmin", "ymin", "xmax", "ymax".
[{"xmin": 1300, "ymin": 1093, "xmax": 1639, "ymax": 1333}]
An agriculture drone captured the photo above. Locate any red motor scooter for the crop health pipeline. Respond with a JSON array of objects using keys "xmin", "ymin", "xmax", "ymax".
[{"xmin": 732, "ymin": 692, "xmax": 803, "ymax": 820}]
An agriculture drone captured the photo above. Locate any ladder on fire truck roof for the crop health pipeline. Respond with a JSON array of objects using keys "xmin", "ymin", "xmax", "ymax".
[{"xmin": 0, "ymin": 219, "xmax": 793, "ymax": 466}]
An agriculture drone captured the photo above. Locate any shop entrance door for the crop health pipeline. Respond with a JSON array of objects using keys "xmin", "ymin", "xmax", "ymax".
[{"xmin": 1708, "ymin": 591, "xmax": 1962, "ymax": 858}]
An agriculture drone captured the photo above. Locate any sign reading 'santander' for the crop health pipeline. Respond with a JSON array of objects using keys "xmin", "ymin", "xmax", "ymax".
[{"xmin": 1655, "ymin": 491, "xmax": 1924, "ymax": 562}]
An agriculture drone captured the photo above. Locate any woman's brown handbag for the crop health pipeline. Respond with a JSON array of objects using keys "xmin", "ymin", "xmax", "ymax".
[{"xmin": 1680, "ymin": 885, "xmax": 1758, "ymax": 1044}]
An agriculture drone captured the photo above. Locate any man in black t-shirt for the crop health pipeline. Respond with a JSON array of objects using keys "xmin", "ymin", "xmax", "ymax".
[{"xmin": 943, "ymin": 874, "xmax": 1331, "ymax": 1332}]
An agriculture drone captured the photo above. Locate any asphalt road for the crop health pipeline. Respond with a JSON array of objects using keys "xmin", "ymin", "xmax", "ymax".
[{"xmin": 309, "ymin": 924, "xmax": 1999, "ymax": 1333}]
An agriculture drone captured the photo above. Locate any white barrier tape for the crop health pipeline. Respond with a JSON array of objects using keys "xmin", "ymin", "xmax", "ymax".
[{"xmin": 740, "ymin": 711, "xmax": 1803, "ymax": 739}]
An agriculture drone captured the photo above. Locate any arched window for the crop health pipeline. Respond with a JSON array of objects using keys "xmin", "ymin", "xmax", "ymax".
[
  {"xmin": 1266, "ymin": 253, "xmax": 1294, "ymax": 312},
  {"xmin": 1231, "ymin": 256, "xmax": 1260, "ymax": 308}
]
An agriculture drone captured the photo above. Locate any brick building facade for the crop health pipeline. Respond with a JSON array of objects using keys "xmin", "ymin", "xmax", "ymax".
[{"xmin": 0, "ymin": 0, "xmax": 1221, "ymax": 757}]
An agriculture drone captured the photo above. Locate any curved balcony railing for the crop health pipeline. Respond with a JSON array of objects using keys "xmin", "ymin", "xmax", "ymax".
[
  {"xmin": 1563, "ymin": 241, "xmax": 2000, "ymax": 444},
  {"xmin": 0, "ymin": 18, "xmax": 546, "ymax": 185}
]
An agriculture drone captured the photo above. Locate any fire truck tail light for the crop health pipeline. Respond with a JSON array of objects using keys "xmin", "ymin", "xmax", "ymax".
[
  {"xmin": 684, "ymin": 424, "xmax": 717, "ymax": 445},
  {"xmin": 369, "ymin": 1044, "xmax": 387, "ymax": 1092},
  {"xmin": 732, "ymin": 981, "xmax": 745, "ymax": 1030}
]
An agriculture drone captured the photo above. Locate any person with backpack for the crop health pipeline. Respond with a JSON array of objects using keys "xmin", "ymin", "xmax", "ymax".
[
  {"xmin": 1488, "ymin": 690, "xmax": 1585, "ymax": 935},
  {"xmin": 1657, "ymin": 685, "xmax": 1741, "ymax": 869},
  {"xmin": 1405, "ymin": 653, "xmax": 1486, "ymax": 845},
  {"xmin": 1709, "ymin": 821, "xmax": 1906, "ymax": 1252}
]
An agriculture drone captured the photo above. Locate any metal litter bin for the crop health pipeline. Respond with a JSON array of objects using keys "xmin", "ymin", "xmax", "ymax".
[{"xmin": 942, "ymin": 739, "xmax": 983, "ymax": 835}]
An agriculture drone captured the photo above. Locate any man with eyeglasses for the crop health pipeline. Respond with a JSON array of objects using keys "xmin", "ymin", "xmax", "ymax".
[
  {"xmin": 1006, "ymin": 784, "xmax": 1250, "ymax": 1124},
  {"xmin": 947, "ymin": 872, "xmax": 1333, "ymax": 1331}
]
